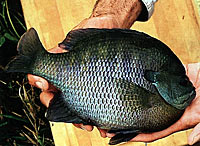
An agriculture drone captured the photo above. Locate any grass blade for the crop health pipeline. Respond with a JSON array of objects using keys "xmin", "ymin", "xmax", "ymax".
[
  {"xmin": 0, "ymin": 121, "xmax": 8, "ymax": 127},
  {"xmin": 0, "ymin": 114, "xmax": 28, "ymax": 123},
  {"xmin": 5, "ymin": 0, "xmax": 20, "ymax": 39}
]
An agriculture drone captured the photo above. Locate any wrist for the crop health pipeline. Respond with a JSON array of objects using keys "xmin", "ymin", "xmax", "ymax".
[
  {"xmin": 89, "ymin": 14, "xmax": 121, "ymax": 28},
  {"xmin": 90, "ymin": 0, "xmax": 143, "ymax": 28}
]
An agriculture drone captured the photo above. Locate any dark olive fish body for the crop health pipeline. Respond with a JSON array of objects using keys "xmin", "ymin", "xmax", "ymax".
[{"xmin": 6, "ymin": 28, "xmax": 196, "ymax": 145}]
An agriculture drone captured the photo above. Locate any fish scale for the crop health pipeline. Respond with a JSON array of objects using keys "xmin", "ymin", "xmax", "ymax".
[
  {"xmin": 6, "ymin": 28, "xmax": 196, "ymax": 145},
  {"xmin": 35, "ymin": 31, "xmax": 179, "ymax": 129}
]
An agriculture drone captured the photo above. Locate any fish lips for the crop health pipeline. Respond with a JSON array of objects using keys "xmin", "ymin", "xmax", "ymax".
[{"xmin": 174, "ymin": 89, "xmax": 196, "ymax": 110}]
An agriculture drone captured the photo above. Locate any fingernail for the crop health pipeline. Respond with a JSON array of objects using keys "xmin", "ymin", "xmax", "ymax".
[
  {"xmin": 191, "ymin": 137, "xmax": 196, "ymax": 145},
  {"xmin": 80, "ymin": 125, "xmax": 86, "ymax": 130},
  {"xmin": 106, "ymin": 133, "xmax": 115, "ymax": 138},
  {"xmin": 35, "ymin": 81, "xmax": 44, "ymax": 90},
  {"xmin": 191, "ymin": 135, "xmax": 200, "ymax": 145}
]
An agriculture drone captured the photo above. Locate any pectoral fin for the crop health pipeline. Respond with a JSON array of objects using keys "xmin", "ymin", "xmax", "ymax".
[
  {"xmin": 144, "ymin": 70, "xmax": 171, "ymax": 99},
  {"xmin": 144, "ymin": 70, "xmax": 178, "ymax": 108},
  {"xmin": 144, "ymin": 70, "xmax": 161, "ymax": 83}
]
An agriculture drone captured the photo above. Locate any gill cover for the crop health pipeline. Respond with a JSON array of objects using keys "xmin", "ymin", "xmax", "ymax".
[{"xmin": 144, "ymin": 70, "xmax": 196, "ymax": 110}]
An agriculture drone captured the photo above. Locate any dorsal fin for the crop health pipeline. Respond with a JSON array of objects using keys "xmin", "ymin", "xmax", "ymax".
[
  {"xmin": 58, "ymin": 28, "xmax": 151, "ymax": 51},
  {"xmin": 58, "ymin": 28, "xmax": 112, "ymax": 51}
]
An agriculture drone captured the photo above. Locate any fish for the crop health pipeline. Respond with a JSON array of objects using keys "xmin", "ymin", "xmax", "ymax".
[{"xmin": 6, "ymin": 28, "xmax": 196, "ymax": 145}]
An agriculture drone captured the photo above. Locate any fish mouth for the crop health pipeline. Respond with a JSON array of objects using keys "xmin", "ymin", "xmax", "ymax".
[
  {"xmin": 182, "ymin": 90, "xmax": 196, "ymax": 105},
  {"xmin": 174, "ymin": 89, "xmax": 196, "ymax": 110}
]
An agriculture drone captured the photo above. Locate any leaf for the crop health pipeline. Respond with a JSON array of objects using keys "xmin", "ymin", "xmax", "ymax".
[
  {"xmin": 0, "ymin": 114, "xmax": 28, "ymax": 123},
  {"xmin": 0, "ymin": 121, "xmax": 8, "ymax": 127},
  {"xmin": 12, "ymin": 136, "xmax": 26, "ymax": 141},
  {"xmin": 0, "ymin": 36, "xmax": 5, "ymax": 47},
  {"xmin": 13, "ymin": 15, "xmax": 27, "ymax": 31},
  {"xmin": 4, "ymin": 33, "xmax": 18, "ymax": 42},
  {"xmin": 1, "ymin": 1, "xmax": 5, "ymax": 7}
]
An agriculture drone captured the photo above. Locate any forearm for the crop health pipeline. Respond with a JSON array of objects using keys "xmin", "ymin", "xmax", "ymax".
[{"xmin": 90, "ymin": 0, "xmax": 143, "ymax": 28}]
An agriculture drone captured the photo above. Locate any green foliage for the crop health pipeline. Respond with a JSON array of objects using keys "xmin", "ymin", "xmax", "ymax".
[
  {"xmin": 0, "ymin": 0, "xmax": 54, "ymax": 145},
  {"xmin": 0, "ymin": 76, "xmax": 54, "ymax": 145},
  {"xmin": 0, "ymin": 0, "xmax": 26, "ymax": 67},
  {"xmin": 0, "ymin": 0, "xmax": 19, "ymax": 43},
  {"xmin": 0, "ymin": 0, "xmax": 26, "ymax": 43}
]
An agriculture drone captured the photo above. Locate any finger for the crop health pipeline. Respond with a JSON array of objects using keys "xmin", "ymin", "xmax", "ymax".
[
  {"xmin": 106, "ymin": 129, "xmax": 173, "ymax": 142},
  {"xmin": 186, "ymin": 63, "xmax": 200, "ymax": 87},
  {"xmin": 40, "ymin": 91, "xmax": 54, "ymax": 107},
  {"xmin": 73, "ymin": 124, "xmax": 93, "ymax": 131},
  {"xmin": 130, "ymin": 120, "xmax": 183, "ymax": 142},
  {"xmin": 48, "ymin": 46, "xmax": 68, "ymax": 53},
  {"xmin": 106, "ymin": 129, "xmax": 172, "ymax": 142},
  {"xmin": 106, "ymin": 132, "xmax": 115, "ymax": 138},
  {"xmin": 28, "ymin": 74, "xmax": 58, "ymax": 92},
  {"xmin": 106, "ymin": 130, "xmax": 169, "ymax": 141},
  {"xmin": 188, "ymin": 123, "xmax": 200, "ymax": 145},
  {"xmin": 28, "ymin": 74, "xmax": 49, "ymax": 90},
  {"xmin": 97, "ymin": 128, "xmax": 107, "ymax": 138},
  {"xmin": 73, "ymin": 124, "xmax": 82, "ymax": 129},
  {"xmin": 131, "ymin": 129, "xmax": 174, "ymax": 142},
  {"xmin": 82, "ymin": 125, "xmax": 93, "ymax": 131}
]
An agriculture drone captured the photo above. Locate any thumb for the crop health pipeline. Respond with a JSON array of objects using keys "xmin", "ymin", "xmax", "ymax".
[
  {"xmin": 188, "ymin": 123, "xmax": 200, "ymax": 145},
  {"xmin": 27, "ymin": 74, "xmax": 49, "ymax": 91}
]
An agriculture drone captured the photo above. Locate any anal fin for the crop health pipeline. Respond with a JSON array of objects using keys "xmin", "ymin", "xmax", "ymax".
[
  {"xmin": 45, "ymin": 92, "xmax": 84, "ymax": 124},
  {"xmin": 108, "ymin": 129, "xmax": 139, "ymax": 145}
]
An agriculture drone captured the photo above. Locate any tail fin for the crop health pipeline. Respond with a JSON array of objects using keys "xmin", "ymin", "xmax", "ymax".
[{"xmin": 6, "ymin": 28, "xmax": 47, "ymax": 73}]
